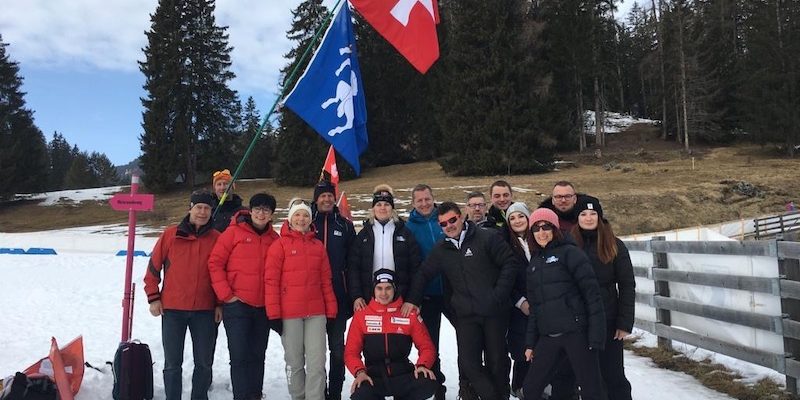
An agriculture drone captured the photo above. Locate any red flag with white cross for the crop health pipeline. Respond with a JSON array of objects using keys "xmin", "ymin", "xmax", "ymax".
[{"xmin": 350, "ymin": 0, "xmax": 440, "ymax": 74}]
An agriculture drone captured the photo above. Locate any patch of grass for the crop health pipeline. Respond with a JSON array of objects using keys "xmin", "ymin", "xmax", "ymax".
[{"xmin": 624, "ymin": 341, "xmax": 798, "ymax": 400}]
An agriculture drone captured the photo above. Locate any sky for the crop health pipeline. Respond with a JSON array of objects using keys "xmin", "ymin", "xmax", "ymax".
[{"xmin": 0, "ymin": 0, "xmax": 639, "ymax": 166}]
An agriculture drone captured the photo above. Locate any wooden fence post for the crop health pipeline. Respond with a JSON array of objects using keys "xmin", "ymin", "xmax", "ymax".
[
  {"xmin": 652, "ymin": 236, "xmax": 672, "ymax": 350},
  {"xmin": 779, "ymin": 240, "xmax": 800, "ymax": 395}
]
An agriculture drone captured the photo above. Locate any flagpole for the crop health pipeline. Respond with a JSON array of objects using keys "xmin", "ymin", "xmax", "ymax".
[{"xmin": 215, "ymin": 0, "xmax": 346, "ymax": 213}]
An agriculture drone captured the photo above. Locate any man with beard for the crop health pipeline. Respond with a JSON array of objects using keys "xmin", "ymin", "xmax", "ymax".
[{"xmin": 539, "ymin": 181, "xmax": 591, "ymax": 233}]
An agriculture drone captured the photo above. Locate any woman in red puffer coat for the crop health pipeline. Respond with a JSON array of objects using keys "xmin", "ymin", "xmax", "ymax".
[
  {"xmin": 265, "ymin": 198, "xmax": 337, "ymax": 400},
  {"xmin": 208, "ymin": 193, "xmax": 280, "ymax": 400}
]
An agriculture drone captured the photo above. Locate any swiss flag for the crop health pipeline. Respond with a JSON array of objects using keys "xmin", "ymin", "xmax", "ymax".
[
  {"xmin": 350, "ymin": 0, "xmax": 440, "ymax": 73},
  {"xmin": 322, "ymin": 145, "xmax": 340, "ymax": 185},
  {"xmin": 338, "ymin": 191, "xmax": 353, "ymax": 221}
]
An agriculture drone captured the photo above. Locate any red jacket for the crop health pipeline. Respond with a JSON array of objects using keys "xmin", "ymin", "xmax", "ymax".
[
  {"xmin": 264, "ymin": 222, "xmax": 337, "ymax": 320},
  {"xmin": 144, "ymin": 216, "xmax": 220, "ymax": 310},
  {"xmin": 208, "ymin": 210, "xmax": 280, "ymax": 306},
  {"xmin": 344, "ymin": 297, "xmax": 436, "ymax": 378}
]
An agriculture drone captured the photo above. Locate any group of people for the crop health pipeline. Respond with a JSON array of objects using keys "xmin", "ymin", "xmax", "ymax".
[{"xmin": 142, "ymin": 169, "xmax": 636, "ymax": 400}]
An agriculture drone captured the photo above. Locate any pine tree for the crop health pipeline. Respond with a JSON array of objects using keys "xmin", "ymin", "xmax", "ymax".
[
  {"xmin": 139, "ymin": 0, "xmax": 240, "ymax": 191},
  {"xmin": 0, "ymin": 35, "xmax": 49, "ymax": 199},
  {"xmin": 139, "ymin": 0, "xmax": 182, "ymax": 192},
  {"xmin": 88, "ymin": 152, "xmax": 120, "ymax": 186},
  {"xmin": 237, "ymin": 96, "xmax": 274, "ymax": 178},
  {"xmin": 273, "ymin": 0, "xmax": 331, "ymax": 186},
  {"xmin": 47, "ymin": 131, "xmax": 74, "ymax": 190},
  {"xmin": 183, "ymin": 0, "xmax": 240, "ymax": 176},
  {"xmin": 64, "ymin": 152, "xmax": 95, "ymax": 189}
]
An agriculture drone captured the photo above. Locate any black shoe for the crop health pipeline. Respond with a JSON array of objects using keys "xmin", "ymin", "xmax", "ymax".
[
  {"xmin": 458, "ymin": 383, "xmax": 479, "ymax": 400},
  {"xmin": 434, "ymin": 384, "xmax": 447, "ymax": 400}
]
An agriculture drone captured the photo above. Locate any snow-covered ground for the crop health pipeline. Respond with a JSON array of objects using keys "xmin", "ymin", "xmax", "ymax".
[
  {"xmin": 584, "ymin": 110, "xmax": 659, "ymax": 134},
  {"xmin": 0, "ymin": 226, "xmax": 774, "ymax": 399},
  {"xmin": 18, "ymin": 186, "xmax": 126, "ymax": 206}
]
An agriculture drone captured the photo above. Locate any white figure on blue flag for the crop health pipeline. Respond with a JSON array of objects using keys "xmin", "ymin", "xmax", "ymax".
[{"xmin": 284, "ymin": 3, "xmax": 368, "ymax": 174}]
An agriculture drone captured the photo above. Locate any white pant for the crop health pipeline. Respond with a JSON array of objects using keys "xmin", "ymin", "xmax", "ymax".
[{"xmin": 281, "ymin": 315, "xmax": 328, "ymax": 400}]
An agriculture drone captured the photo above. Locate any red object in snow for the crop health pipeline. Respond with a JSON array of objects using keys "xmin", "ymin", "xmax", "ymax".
[{"xmin": 24, "ymin": 336, "xmax": 85, "ymax": 399}]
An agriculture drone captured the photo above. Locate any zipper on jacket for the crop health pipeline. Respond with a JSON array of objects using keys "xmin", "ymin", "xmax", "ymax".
[{"xmin": 384, "ymin": 331, "xmax": 392, "ymax": 376}]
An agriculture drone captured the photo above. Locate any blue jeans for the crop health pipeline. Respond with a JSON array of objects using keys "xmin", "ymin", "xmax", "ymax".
[
  {"xmin": 223, "ymin": 301, "xmax": 269, "ymax": 400},
  {"xmin": 162, "ymin": 309, "xmax": 216, "ymax": 400},
  {"xmin": 326, "ymin": 313, "xmax": 347, "ymax": 399}
]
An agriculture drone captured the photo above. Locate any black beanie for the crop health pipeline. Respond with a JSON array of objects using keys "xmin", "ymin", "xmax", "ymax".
[
  {"xmin": 249, "ymin": 193, "xmax": 276, "ymax": 211},
  {"xmin": 373, "ymin": 269, "xmax": 397, "ymax": 299},
  {"xmin": 372, "ymin": 190, "xmax": 394, "ymax": 208},
  {"xmin": 190, "ymin": 191, "xmax": 215, "ymax": 209},
  {"xmin": 575, "ymin": 195, "xmax": 604, "ymax": 220},
  {"xmin": 313, "ymin": 180, "xmax": 336, "ymax": 202}
]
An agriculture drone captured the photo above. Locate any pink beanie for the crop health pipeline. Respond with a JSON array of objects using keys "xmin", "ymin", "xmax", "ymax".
[{"xmin": 529, "ymin": 208, "xmax": 560, "ymax": 229}]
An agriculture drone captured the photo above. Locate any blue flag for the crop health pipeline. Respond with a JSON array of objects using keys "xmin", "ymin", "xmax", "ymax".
[{"xmin": 284, "ymin": 3, "xmax": 368, "ymax": 175}]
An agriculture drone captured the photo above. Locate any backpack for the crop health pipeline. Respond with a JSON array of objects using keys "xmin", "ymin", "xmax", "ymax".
[
  {"xmin": 1, "ymin": 373, "xmax": 58, "ymax": 400},
  {"xmin": 112, "ymin": 342, "xmax": 153, "ymax": 400}
]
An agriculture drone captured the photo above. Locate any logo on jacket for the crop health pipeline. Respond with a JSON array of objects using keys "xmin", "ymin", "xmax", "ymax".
[
  {"xmin": 391, "ymin": 317, "xmax": 410, "ymax": 325},
  {"xmin": 464, "ymin": 248, "xmax": 473, "ymax": 257},
  {"xmin": 291, "ymin": 250, "xmax": 297, "ymax": 255},
  {"xmin": 545, "ymin": 255, "xmax": 559, "ymax": 264},
  {"xmin": 334, "ymin": 230, "xmax": 343, "ymax": 236},
  {"xmin": 396, "ymin": 236, "xmax": 406, "ymax": 242},
  {"xmin": 245, "ymin": 237, "xmax": 252, "ymax": 243}
]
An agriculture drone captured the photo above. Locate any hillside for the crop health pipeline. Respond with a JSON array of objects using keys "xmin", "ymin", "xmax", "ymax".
[{"xmin": 1, "ymin": 126, "xmax": 797, "ymax": 235}]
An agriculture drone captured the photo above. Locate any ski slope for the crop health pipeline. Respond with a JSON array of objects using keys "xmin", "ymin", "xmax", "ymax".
[{"xmin": 0, "ymin": 226, "xmax": 750, "ymax": 399}]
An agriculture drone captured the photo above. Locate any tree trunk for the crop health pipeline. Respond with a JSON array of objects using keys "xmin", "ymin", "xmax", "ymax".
[
  {"xmin": 594, "ymin": 75, "xmax": 604, "ymax": 147},
  {"xmin": 640, "ymin": 67, "xmax": 648, "ymax": 117},
  {"xmin": 576, "ymin": 70, "xmax": 586, "ymax": 152},
  {"xmin": 611, "ymin": 7, "xmax": 626, "ymax": 111},
  {"xmin": 678, "ymin": 12, "xmax": 690, "ymax": 151},
  {"xmin": 653, "ymin": 0, "xmax": 668, "ymax": 140},
  {"xmin": 675, "ymin": 84, "xmax": 682, "ymax": 143}
]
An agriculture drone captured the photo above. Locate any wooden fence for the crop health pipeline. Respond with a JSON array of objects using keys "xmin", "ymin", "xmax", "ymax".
[
  {"xmin": 624, "ymin": 237, "xmax": 800, "ymax": 394},
  {"xmin": 754, "ymin": 211, "xmax": 800, "ymax": 240}
]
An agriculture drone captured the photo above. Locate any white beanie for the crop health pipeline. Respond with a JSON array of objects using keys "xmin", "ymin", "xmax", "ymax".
[
  {"xmin": 505, "ymin": 202, "xmax": 531, "ymax": 222},
  {"xmin": 287, "ymin": 198, "xmax": 312, "ymax": 221}
]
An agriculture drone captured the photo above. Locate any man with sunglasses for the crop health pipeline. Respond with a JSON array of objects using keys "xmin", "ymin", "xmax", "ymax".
[
  {"xmin": 404, "ymin": 202, "xmax": 520, "ymax": 400},
  {"xmin": 210, "ymin": 169, "xmax": 246, "ymax": 232},
  {"xmin": 465, "ymin": 191, "xmax": 492, "ymax": 228}
]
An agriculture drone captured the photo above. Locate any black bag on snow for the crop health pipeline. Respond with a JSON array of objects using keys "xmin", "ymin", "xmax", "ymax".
[
  {"xmin": 3, "ymin": 372, "xmax": 58, "ymax": 400},
  {"xmin": 112, "ymin": 341, "xmax": 153, "ymax": 400}
]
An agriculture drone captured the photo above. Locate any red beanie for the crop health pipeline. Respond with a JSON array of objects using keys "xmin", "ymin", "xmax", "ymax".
[{"xmin": 529, "ymin": 208, "xmax": 560, "ymax": 229}]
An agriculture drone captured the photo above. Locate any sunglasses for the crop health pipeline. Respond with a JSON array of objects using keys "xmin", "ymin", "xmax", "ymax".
[
  {"xmin": 531, "ymin": 223, "xmax": 554, "ymax": 232},
  {"xmin": 438, "ymin": 216, "xmax": 459, "ymax": 228}
]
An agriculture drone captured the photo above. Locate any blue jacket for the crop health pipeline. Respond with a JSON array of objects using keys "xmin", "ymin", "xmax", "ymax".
[
  {"xmin": 406, "ymin": 208, "xmax": 446, "ymax": 296},
  {"xmin": 312, "ymin": 204, "xmax": 356, "ymax": 319}
]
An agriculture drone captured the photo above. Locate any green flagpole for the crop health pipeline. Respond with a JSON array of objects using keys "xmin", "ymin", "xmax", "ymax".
[{"xmin": 215, "ymin": 0, "xmax": 346, "ymax": 213}]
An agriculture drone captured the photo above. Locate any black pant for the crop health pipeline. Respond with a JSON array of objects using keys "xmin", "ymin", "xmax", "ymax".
[
  {"xmin": 550, "ymin": 324, "xmax": 632, "ymax": 400},
  {"xmin": 455, "ymin": 314, "xmax": 510, "ymax": 399},
  {"xmin": 420, "ymin": 295, "xmax": 465, "ymax": 385},
  {"xmin": 350, "ymin": 373, "xmax": 439, "ymax": 400},
  {"xmin": 522, "ymin": 332, "xmax": 606, "ymax": 400},
  {"xmin": 599, "ymin": 325, "xmax": 632, "ymax": 400},
  {"xmin": 326, "ymin": 312, "xmax": 348, "ymax": 400},
  {"xmin": 507, "ymin": 308, "xmax": 529, "ymax": 392},
  {"xmin": 222, "ymin": 301, "xmax": 269, "ymax": 400}
]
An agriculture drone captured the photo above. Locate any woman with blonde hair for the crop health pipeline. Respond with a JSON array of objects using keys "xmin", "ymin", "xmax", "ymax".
[
  {"xmin": 348, "ymin": 184, "xmax": 421, "ymax": 312},
  {"xmin": 265, "ymin": 198, "xmax": 338, "ymax": 400}
]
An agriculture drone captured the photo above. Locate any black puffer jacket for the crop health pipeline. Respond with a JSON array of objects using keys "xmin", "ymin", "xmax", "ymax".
[
  {"xmin": 408, "ymin": 221, "xmax": 520, "ymax": 318},
  {"xmin": 211, "ymin": 193, "xmax": 245, "ymax": 232},
  {"xmin": 577, "ymin": 229, "xmax": 636, "ymax": 333},
  {"xmin": 313, "ymin": 204, "xmax": 357, "ymax": 319},
  {"xmin": 348, "ymin": 219, "xmax": 421, "ymax": 302},
  {"xmin": 525, "ymin": 238, "xmax": 606, "ymax": 350}
]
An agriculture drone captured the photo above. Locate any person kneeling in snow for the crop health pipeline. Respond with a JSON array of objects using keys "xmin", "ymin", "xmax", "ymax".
[{"xmin": 344, "ymin": 269, "xmax": 438, "ymax": 400}]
